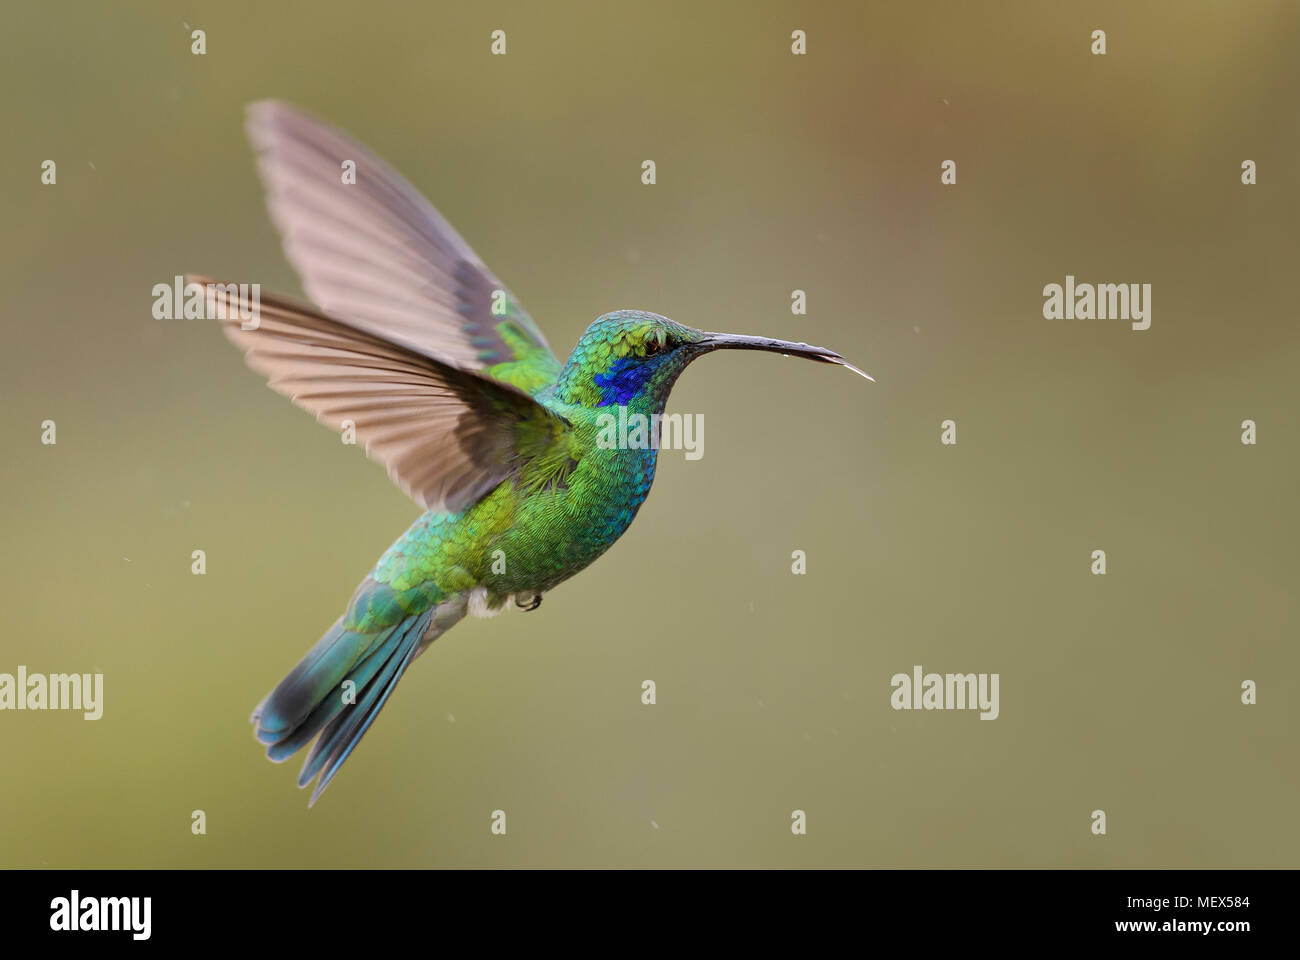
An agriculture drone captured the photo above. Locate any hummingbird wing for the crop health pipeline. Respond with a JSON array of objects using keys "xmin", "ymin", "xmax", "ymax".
[
  {"xmin": 244, "ymin": 99, "xmax": 562, "ymax": 396},
  {"xmin": 195, "ymin": 279, "xmax": 570, "ymax": 514}
]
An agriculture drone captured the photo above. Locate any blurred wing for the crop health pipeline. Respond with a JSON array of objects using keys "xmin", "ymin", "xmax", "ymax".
[
  {"xmin": 246, "ymin": 99, "xmax": 562, "ymax": 395},
  {"xmin": 195, "ymin": 278, "xmax": 569, "ymax": 514}
]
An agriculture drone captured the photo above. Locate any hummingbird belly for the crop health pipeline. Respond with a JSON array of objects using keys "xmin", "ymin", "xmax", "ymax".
[
  {"xmin": 482, "ymin": 444, "xmax": 659, "ymax": 597},
  {"xmin": 368, "ymin": 446, "xmax": 658, "ymax": 613}
]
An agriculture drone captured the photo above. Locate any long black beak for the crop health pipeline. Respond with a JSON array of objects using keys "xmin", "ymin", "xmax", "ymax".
[{"xmin": 699, "ymin": 332, "xmax": 874, "ymax": 381}]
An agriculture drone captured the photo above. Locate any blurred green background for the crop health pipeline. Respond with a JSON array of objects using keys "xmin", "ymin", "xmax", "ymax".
[{"xmin": 1, "ymin": 0, "xmax": 1296, "ymax": 868}]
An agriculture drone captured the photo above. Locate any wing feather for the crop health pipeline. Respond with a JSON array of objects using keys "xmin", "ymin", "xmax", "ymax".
[
  {"xmin": 245, "ymin": 100, "xmax": 561, "ymax": 393},
  {"xmin": 194, "ymin": 278, "xmax": 567, "ymax": 513}
]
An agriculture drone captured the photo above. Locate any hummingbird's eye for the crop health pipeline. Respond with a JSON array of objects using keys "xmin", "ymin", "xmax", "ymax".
[{"xmin": 643, "ymin": 339, "xmax": 663, "ymax": 357}]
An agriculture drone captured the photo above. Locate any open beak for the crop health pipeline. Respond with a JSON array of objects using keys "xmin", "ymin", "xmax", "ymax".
[{"xmin": 699, "ymin": 332, "xmax": 874, "ymax": 381}]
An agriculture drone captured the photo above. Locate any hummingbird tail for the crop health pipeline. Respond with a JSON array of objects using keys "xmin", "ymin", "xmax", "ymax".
[{"xmin": 251, "ymin": 596, "xmax": 466, "ymax": 805}]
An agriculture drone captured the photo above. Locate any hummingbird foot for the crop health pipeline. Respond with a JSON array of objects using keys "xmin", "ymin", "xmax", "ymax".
[{"xmin": 515, "ymin": 593, "xmax": 542, "ymax": 612}]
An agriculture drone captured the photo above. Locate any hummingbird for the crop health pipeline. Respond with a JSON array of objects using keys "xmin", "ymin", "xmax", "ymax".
[{"xmin": 194, "ymin": 101, "xmax": 870, "ymax": 805}]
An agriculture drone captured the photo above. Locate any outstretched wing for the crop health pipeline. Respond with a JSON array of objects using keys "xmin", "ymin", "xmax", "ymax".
[
  {"xmin": 245, "ymin": 99, "xmax": 562, "ymax": 396},
  {"xmin": 195, "ymin": 279, "xmax": 569, "ymax": 514}
]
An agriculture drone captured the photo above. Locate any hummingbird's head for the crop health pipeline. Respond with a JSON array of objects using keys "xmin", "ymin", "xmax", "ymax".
[{"xmin": 554, "ymin": 310, "xmax": 870, "ymax": 410}]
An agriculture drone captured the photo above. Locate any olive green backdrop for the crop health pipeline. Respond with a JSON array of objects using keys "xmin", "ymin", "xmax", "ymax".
[{"xmin": 1, "ymin": 0, "xmax": 1296, "ymax": 867}]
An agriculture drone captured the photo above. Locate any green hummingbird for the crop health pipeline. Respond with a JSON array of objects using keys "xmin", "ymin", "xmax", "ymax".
[{"xmin": 195, "ymin": 101, "xmax": 870, "ymax": 804}]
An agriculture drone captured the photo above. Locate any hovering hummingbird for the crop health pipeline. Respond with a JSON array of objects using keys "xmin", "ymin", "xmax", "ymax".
[{"xmin": 195, "ymin": 101, "xmax": 870, "ymax": 804}]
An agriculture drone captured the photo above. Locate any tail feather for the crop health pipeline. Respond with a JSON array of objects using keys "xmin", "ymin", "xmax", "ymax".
[
  {"xmin": 253, "ymin": 617, "xmax": 389, "ymax": 746},
  {"xmin": 264, "ymin": 622, "xmax": 409, "ymax": 763},
  {"xmin": 251, "ymin": 595, "xmax": 465, "ymax": 804},
  {"xmin": 299, "ymin": 616, "xmax": 429, "ymax": 805}
]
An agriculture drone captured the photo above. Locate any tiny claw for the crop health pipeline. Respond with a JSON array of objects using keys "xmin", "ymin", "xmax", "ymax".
[{"xmin": 516, "ymin": 594, "xmax": 542, "ymax": 612}]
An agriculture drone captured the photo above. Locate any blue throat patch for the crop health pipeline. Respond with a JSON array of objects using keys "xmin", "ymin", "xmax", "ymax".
[{"xmin": 594, "ymin": 356, "xmax": 659, "ymax": 406}]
